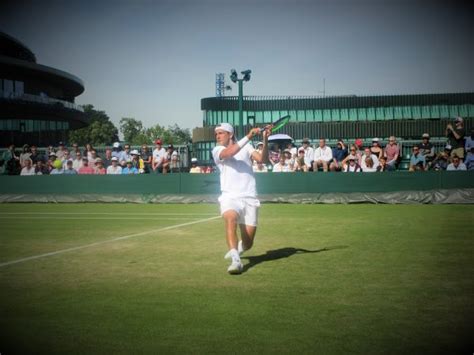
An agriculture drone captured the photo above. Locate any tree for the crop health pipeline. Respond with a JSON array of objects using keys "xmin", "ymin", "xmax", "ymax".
[
  {"xmin": 69, "ymin": 105, "xmax": 119, "ymax": 146},
  {"xmin": 119, "ymin": 117, "xmax": 144, "ymax": 144}
]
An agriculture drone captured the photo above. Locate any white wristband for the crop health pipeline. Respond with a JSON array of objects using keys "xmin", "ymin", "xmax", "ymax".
[{"xmin": 237, "ymin": 136, "xmax": 250, "ymax": 148}]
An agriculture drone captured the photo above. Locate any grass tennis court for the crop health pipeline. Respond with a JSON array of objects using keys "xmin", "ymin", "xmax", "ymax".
[{"xmin": 0, "ymin": 203, "xmax": 473, "ymax": 354}]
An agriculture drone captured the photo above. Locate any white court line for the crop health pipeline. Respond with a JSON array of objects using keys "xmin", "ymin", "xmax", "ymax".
[
  {"xmin": 0, "ymin": 212, "xmax": 216, "ymax": 216},
  {"xmin": 0, "ymin": 215, "xmax": 220, "ymax": 268},
  {"xmin": 0, "ymin": 217, "xmax": 207, "ymax": 220}
]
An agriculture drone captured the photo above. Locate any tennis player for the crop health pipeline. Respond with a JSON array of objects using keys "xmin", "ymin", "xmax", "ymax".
[{"xmin": 212, "ymin": 123, "xmax": 271, "ymax": 274}]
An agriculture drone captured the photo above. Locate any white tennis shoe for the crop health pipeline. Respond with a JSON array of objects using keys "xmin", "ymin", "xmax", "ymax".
[
  {"xmin": 224, "ymin": 241, "xmax": 244, "ymax": 260},
  {"xmin": 227, "ymin": 260, "xmax": 243, "ymax": 275}
]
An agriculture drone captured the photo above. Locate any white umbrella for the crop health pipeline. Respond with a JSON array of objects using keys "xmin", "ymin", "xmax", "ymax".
[{"xmin": 268, "ymin": 134, "xmax": 293, "ymax": 141}]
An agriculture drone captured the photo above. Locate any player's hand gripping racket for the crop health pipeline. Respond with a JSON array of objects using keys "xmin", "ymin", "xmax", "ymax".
[{"xmin": 259, "ymin": 115, "xmax": 291, "ymax": 133}]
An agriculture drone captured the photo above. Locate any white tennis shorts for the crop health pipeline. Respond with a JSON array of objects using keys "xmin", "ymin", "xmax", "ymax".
[{"xmin": 218, "ymin": 196, "xmax": 260, "ymax": 226}]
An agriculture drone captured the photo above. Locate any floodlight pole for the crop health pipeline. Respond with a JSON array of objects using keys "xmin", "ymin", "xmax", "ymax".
[{"xmin": 238, "ymin": 79, "xmax": 244, "ymax": 138}]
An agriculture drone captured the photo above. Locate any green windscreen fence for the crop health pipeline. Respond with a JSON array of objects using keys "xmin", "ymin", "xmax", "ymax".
[{"xmin": 0, "ymin": 172, "xmax": 473, "ymax": 204}]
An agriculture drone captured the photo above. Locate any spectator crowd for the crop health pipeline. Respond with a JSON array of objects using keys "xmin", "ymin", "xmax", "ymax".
[{"xmin": 1, "ymin": 117, "xmax": 472, "ymax": 176}]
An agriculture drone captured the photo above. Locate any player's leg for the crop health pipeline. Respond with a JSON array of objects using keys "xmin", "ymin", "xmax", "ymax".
[
  {"xmin": 240, "ymin": 224, "xmax": 257, "ymax": 251},
  {"xmin": 239, "ymin": 197, "xmax": 260, "ymax": 252},
  {"xmin": 223, "ymin": 210, "xmax": 239, "ymax": 250}
]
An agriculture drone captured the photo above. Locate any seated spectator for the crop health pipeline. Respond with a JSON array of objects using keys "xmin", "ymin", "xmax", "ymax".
[
  {"xmin": 420, "ymin": 133, "xmax": 436, "ymax": 167},
  {"xmin": 343, "ymin": 155, "xmax": 361, "ymax": 172},
  {"xmin": 273, "ymin": 154, "xmax": 292, "ymax": 172},
  {"xmin": 78, "ymin": 157, "xmax": 95, "ymax": 174},
  {"xmin": 431, "ymin": 148, "xmax": 450, "ymax": 171},
  {"xmin": 409, "ymin": 145, "xmax": 426, "ymax": 171},
  {"xmin": 47, "ymin": 152, "xmax": 58, "ymax": 171},
  {"xmin": 446, "ymin": 117, "xmax": 465, "ymax": 159},
  {"xmin": 50, "ymin": 159, "xmax": 64, "ymax": 174},
  {"xmin": 56, "ymin": 142, "xmax": 66, "ymax": 160},
  {"xmin": 72, "ymin": 151, "xmax": 83, "ymax": 171},
  {"xmin": 384, "ymin": 136, "xmax": 400, "ymax": 171},
  {"xmin": 294, "ymin": 148, "xmax": 308, "ymax": 172},
  {"xmin": 120, "ymin": 144, "xmax": 132, "ymax": 167},
  {"xmin": 130, "ymin": 149, "xmax": 145, "ymax": 173},
  {"xmin": 269, "ymin": 144, "xmax": 281, "ymax": 166},
  {"xmin": 300, "ymin": 138, "xmax": 314, "ymax": 171},
  {"xmin": 20, "ymin": 158, "xmax": 35, "ymax": 176},
  {"xmin": 330, "ymin": 139, "xmax": 348, "ymax": 171},
  {"xmin": 70, "ymin": 143, "xmax": 81, "ymax": 159},
  {"xmin": 84, "ymin": 143, "xmax": 94, "ymax": 161},
  {"xmin": 370, "ymin": 138, "xmax": 384, "ymax": 159},
  {"xmin": 63, "ymin": 160, "xmax": 78, "ymax": 175},
  {"xmin": 106, "ymin": 157, "xmax": 122, "ymax": 174},
  {"xmin": 465, "ymin": 128, "xmax": 474, "ymax": 153},
  {"xmin": 255, "ymin": 142, "xmax": 264, "ymax": 154},
  {"xmin": 35, "ymin": 160, "xmax": 49, "ymax": 175},
  {"xmin": 163, "ymin": 145, "xmax": 179, "ymax": 174},
  {"xmin": 140, "ymin": 144, "xmax": 152, "ymax": 173},
  {"xmin": 112, "ymin": 142, "xmax": 122, "ymax": 159},
  {"xmin": 313, "ymin": 138, "xmax": 333, "ymax": 172},
  {"xmin": 465, "ymin": 147, "xmax": 474, "ymax": 171},
  {"xmin": 29, "ymin": 145, "xmax": 44, "ymax": 165},
  {"xmin": 283, "ymin": 149, "xmax": 296, "ymax": 171},
  {"xmin": 122, "ymin": 160, "xmax": 139, "ymax": 174},
  {"xmin": 152, "ymin": 139, "xmax": 166, "ymax": 173},
  {"xmin": 286, "ymin": 142, "xmax": 297, "ymax": 159},
  {"xmin": 19, "ymin": 144, "xmax": 32, "ymax": 168},
  {"xmin": 253, "ymin": 161, "xmax": 268, "ymax": 173},
  {"xmin": 95, "ymin": 158, "xmax": 106, "ymax": 174},
  {"xmin": 189, "ymin": 157, "xmax": 202, "ymax": 173},
  {"xmin": 362, "ymin": 156, "xmax": 377, "ymax": 172},
  {"xmin": 46, "ymin": 145, "xmax": 55, "ymax": 159},
  {"xmin": 341, "ymin": 145, "xmax": 362, "ymax": 170},
  {"xmin": 447, "ymin": 155, "xmax": 467, "ymax": 171},
  {"xmin": 354, "ymin": 138, "xmax": 364, "ymax": 153},
  {"xmin": 1, "ymin": 144, "xmax": 19, "ymax": 175},
  {"xmin": 103, "ymin": 148, "xmax": 113, "ymax": 168},
  {"xmin": 61, "ymin": 149, "xmax": 71, "ymax": 168},
  {"xmin": 377, "ymin": 156, "xmax": 388, "ymax": 172},
  {"xmin": 88, "ymin": 150, "xmax": 98, "ymax": 165},
  {"xmin": 361, "ymin": 147, "xmax": 379, "ymax": 171}
]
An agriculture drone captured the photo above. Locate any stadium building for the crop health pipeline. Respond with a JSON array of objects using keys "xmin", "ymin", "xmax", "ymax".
[
  {"xmin": 0, "ymin": 32, "xmax": 86, "ymax": 146},
  {"xmin": 193, "ymin": 93, "xmax": 474, "ymax": 164}
]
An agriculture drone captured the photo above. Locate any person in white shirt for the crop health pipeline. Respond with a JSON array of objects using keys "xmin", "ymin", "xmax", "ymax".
[
  {"xmin": 213, "ymin": 122, "xmax": 271, "ymax": 275},
  {"xmin": 20, "ymin": 158, "xmax": 36, "ymax": 176},
  {"xmin": 152, "ymin": 139, "xmax": 166, "ymax": 173},
  {"xmin": 446, "ymin": 155, "xmax": 467, "ymax": 171},
  {"xmin": 360, "ymin": 147, "xmax": 380, "ymax": 171},
  {"xmin": 362, "ymin": 156, "xmax": 377, "ymax": 172},
  {"xmin": 273, "ymin": 154, "xmax": 290, "ymax": 172},
  {"xmin": 72, "ymin": 151, "xmax": 83, "ymax": 171},
  {"xmin": 313, "ymin": 138, "xmax": 333, "ymax": 172},
  {"xmin": 106, "ymin": 157, "xmax": 123, "ymax": 174},
  {"xmin": 301, "ymin": 138, "xmax": 314, "ymax": 171}
]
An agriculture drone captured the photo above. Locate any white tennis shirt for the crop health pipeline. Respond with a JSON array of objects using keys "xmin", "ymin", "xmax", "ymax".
[{"xmin": 212, "ymin": 144, "xmax": 257, "ymax": 198}]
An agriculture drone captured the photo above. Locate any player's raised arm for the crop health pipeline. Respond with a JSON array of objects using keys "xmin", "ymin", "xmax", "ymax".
[
  {"xmin": 216, "ymin": 125, "xmax": 261, "ymax": 160},
  {"xmin": 252, "ymin": 127, "xmax": 271, "ymax": 164}
]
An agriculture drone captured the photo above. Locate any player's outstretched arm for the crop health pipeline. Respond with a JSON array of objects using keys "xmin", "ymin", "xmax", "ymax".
[{"xmin": 219, "ymin": 128, "xmax": 261, "ymax": 160}]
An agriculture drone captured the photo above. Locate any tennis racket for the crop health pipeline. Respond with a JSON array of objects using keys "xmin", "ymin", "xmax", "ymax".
[{"xmin": 259, "ymin": 115, "xmax": 291, "ymax": 133}]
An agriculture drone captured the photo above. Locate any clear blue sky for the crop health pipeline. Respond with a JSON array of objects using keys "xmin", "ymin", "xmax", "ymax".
[{"xmin": 1, "ymin": 0, "xmax": 473, "ymax": 130}]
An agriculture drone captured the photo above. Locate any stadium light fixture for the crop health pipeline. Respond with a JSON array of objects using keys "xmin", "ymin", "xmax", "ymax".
[{"xmin": 229, "ymin": 68, "xmax": 252, "ymax": 137}]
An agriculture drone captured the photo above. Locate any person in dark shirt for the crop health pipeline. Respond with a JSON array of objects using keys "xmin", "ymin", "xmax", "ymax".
[
  {"xmin": 29, "ymin": 145, "xmax": 44, "ymax": 165},
  {"xmin": 419, "ymin": 133, "xmax": 435, "ymax": 168},
  {"xmin": 330, "ymin": 139, "xmax": 348, "ymax": 171},
  {"xmin": 446, "ymin": 117, "xmax": 465, "ymax": 159}
]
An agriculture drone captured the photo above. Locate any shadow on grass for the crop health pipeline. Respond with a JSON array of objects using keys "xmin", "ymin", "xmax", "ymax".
[{"xmin": 241, "ymin": 246, "xmax": 348, "ymax": 273}]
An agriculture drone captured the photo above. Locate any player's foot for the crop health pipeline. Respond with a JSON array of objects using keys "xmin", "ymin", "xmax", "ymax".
[
  {"xmin": 227, "ymin": 260, "xmax": 243, "ymax": 275},
  {"xmin": 224, "ymin": 241, "xmax": 244, "ymax": 260}
]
